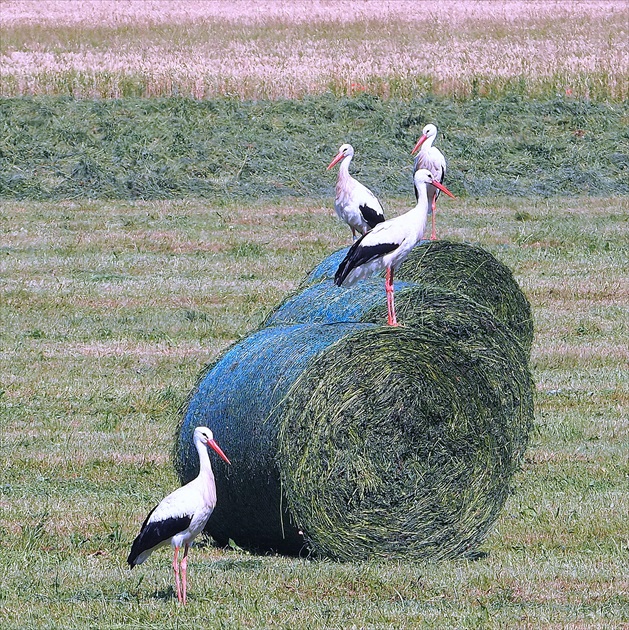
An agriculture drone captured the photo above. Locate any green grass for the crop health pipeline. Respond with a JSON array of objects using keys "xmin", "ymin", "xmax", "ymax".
[
  {"xmin": 1, "ymin": 96, "xmax": 628, "ymax": 202},
  {"xmin": 1, "ymin": 195, "xmax": 627, "ymax": 628}
]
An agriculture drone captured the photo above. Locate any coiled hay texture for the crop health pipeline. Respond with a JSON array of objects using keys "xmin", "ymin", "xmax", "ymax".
[
  {"xmin": 397, "ymin": 240, "xmax": 534, "ymax": 354},
  {"xmin": 273, "ymin": 286, "xmax": 533, "ymax": 561},
  {"xmin": 177, "ymin": 277, "xmax": 532, "ymax": 559}
]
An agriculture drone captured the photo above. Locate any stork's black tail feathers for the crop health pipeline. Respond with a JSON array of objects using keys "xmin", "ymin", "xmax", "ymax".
[{"xmin": 359, "ymin": 203, "xmax": 385, "ymax": 229}]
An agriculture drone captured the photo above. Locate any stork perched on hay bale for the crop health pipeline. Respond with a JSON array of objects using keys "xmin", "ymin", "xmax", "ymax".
[
  {"xmin": 127, "ymin": 426, "xmax": 230, "ymax": 604},
  {"xmin": 327, "ymin": 143, "xmax": 385, "ymax": 240},
  {"xmin": 411, "ymin": 124, "xmax": 447, "ymax": 241},
  {"xmin": 334, "ymin": 168, "xmax": 454, "ymax": 326}
]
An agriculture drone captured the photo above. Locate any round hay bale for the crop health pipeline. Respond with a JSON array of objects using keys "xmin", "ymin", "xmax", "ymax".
[
  {"xmin": 177, "ymin": 282, "xmax": 533, "ymax": 559},
  {"xmin": 275, "ymin": 306, "xmax": 532, "ymax": 561},
  {"xmin": 177, "ymin": 321, "xmax": 375, "ymax": 554},
  {"xmin": 396, "ymin": 240, "xmax": 534, "ymax": 353}
]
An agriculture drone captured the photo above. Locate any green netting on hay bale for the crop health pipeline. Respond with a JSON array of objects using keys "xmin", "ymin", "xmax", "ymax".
[
  {"xmin": 397, "ymin": 240, "xmax": 534, "ymax": 354},
  {"xmin": 177, "ymin": 278, "xmax": 533, "ymax": 559}
]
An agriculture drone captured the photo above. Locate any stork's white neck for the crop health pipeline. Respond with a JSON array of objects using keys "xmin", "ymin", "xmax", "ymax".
[
  {"xmin": 420, "ymin": 135, "xmax": 435, "ymax": 152},
  {"xmin": 335, "ymin": 154, "xmax": 354, "ymax": 197},
  {"xmin": 338, "ymin": 154, "xmax": 352, "ymax": 179},
  {"xmin": 410, "ymin": 182, "xmax": 430, "ymax": 238},
  {"xmin": 194, "ymin": 435, "xmax": 215, "ymax": 480}
]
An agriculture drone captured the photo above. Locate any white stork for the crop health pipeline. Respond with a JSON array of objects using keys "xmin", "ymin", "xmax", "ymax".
[
  {"xmin": 327, "ymin": 143, "xmax": 385, "ymax": 239},
  {"xmin": 127, "ymin": 426, "xmax": 231, "ymax": 604},
  {"xmin": 411, "ymin": 124, "xmax": 447, "ymax": 241},
  {"xmin": 334, "ymin": 169, "xmax": 455, "ymax": 326}
]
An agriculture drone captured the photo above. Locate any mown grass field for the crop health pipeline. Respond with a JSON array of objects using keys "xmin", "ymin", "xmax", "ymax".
[
  {"xmin": 1, "ymin": 195, "xmax": 628, "ymax": 628},
  {"xmin": 1, "ymin": 1, "xmax": 628, "ymax": 628},
  {"xmin": 1, "ymin": 95, "xmax": 628, "ymax": 202}
]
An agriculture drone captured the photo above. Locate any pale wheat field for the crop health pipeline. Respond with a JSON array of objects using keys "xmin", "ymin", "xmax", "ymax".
[{"xmin": 1, "ymin": 0, "xmax": 627, "ymax": 100}]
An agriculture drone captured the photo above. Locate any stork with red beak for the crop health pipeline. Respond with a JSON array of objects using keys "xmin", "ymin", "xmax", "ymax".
[
  {"xmin": 127, "ymin": 426, "xmax": 231, "ymax": 604},
  {"xmin": 327, "ymin": 143, "xmax": 385, "ymax": 240},
  {"xmin": 334, "ymin": 168, "xmax": 455, "ymax": 326},
  {"xmin": 411, "ymin": 124, "xmax": 447, "ymax": 241}
]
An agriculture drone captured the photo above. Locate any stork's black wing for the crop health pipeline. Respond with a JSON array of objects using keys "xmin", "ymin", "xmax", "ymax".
[
  {"xmin": 359, "ymin": 203, "xmax": 385, "ymax": 229},
  {"xmin": 127, "ymin": 508, "xmax": 192, "ymax": 567},
  {"xmin": 334, "ymin": 238, "xmax": 398, "ymax": 286}
]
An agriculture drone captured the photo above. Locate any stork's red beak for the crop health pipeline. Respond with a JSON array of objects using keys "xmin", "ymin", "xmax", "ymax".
[
  {"xmin": 208, "ymin": 439, "xmax": 231, "ymax": 465},
  {"xmin": 432, "ymin": 180, "xmax": 455, "ymax": 198},
  {"xmin": 411, "ymin": 134, "xmax": 428, "ymax": 156},
  {"xmin": 327, "ymin": 152, "xmax": 344, "ymax": 170}
]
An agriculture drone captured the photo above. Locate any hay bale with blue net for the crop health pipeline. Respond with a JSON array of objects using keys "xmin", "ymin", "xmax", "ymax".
[
  {"xmin": 263, "ymin": 277, "xmax": 414, "ymax": 327},
  {"xmin": 176, "ymin": 321, "xmax": 376, "ymax": 554},
  {"xmin": 299, "ymin": 240, "xmax": 533, "ymax": 353},
  {"xmin": 176, "ymin": 263, "xmax": 533, "ymax": 560}
]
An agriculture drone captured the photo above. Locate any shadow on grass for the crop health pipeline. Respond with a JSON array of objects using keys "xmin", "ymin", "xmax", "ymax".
[{"xmin": 149, "ymin": 587, "xmax": 177, "ymax": 602}]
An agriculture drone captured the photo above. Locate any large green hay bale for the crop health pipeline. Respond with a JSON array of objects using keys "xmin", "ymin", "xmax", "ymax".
[
  {"xmin": 266, "ymin": 278, "xmax": 531, "ymax": 463},
  {"xmin": 177, "ymin": 278, "xmax": 533, "ymax": 560},
  {"xmin": 364, "ymin": 285, "xmax": 533, "ymax": 463},
  {"xmin": 397, "ymin": 240, "xmax": 534, "ymax": 353},
  {"xmin": 274, "ymin": 294, "xmax": 532, "ymax": 561}
]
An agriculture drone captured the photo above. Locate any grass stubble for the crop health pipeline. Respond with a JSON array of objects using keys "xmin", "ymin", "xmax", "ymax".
[{"xmin": 0, "ymin": 195, "xmax": 627, "ymax": 628}]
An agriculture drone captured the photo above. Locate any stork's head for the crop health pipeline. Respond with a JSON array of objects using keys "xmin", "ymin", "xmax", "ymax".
[
  {"xmin": 327, "ymin": 143, "xmax": 354, "ymax": 170},
  {"xmin": 194, "ymin": 426, "xmax": 231, "ymax": 464},
  {"xmin": 413, "ymin": 168, "xmax": 455, "ymax": 198},
  {"xmin": 411, "ymin": 124, "xmax": 438, "ymax": 155}
]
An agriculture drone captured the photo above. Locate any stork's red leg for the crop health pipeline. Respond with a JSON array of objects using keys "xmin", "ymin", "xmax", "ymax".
[
  {"xmin": 385, "ymin": 267, "xmax": 398, "ymax": 326},
  {"xmin": 430, "ymin": 196, "xmax": 437, "ymax": 241},
  {"xmin": 181, "ymin": 544, "xmax": 189, "ymax": 605},
  {"xmin": 173, "ymin": 546, "xmax": 183, "ymax": 603}
]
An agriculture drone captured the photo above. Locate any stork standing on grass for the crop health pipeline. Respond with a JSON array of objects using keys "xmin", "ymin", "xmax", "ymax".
[
  {"xmin": 334, "ymin": 169, "xmax": 455, "ymax": 326},
  {"xmin": 411, "ymin": 124, "xmax": 447, "ymax": 241},
  {"xmin": 127, "ymin": 426, "xmax": 231, "ymax": 604},
  {"xmin": 327, "ymin": 143, "xmax": 385, "ymax": 240}
]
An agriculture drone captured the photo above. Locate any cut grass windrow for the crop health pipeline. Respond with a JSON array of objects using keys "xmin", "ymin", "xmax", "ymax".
[{"xmin": 1, "ymin": 95, "xmax": 628, "ymax": 203}]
